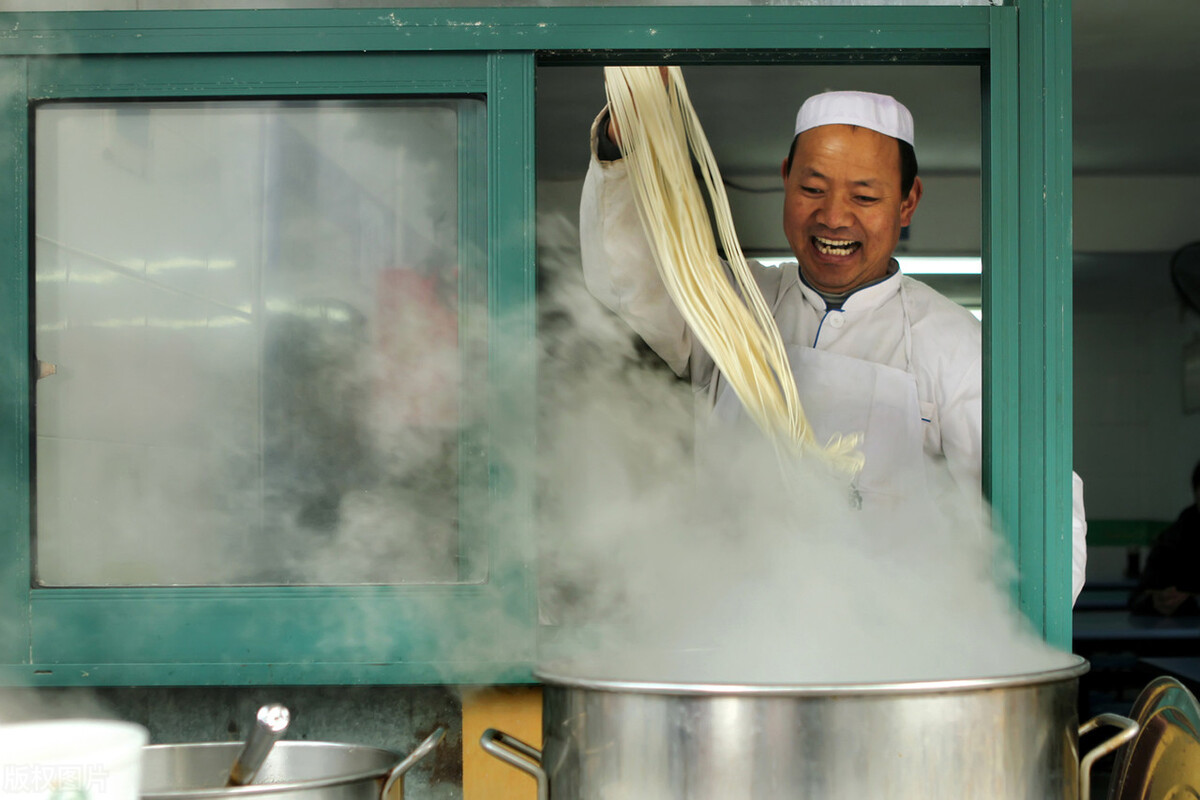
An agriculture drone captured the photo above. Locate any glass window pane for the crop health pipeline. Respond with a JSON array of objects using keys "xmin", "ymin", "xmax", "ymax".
[{"xmin": 33, "ymin": 98, "xmax": 483, "ymax": 587}]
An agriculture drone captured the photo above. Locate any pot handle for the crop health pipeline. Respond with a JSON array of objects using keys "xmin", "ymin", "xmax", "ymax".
[
  {"xmin": 380, "ymin": 726, "xmax": 446, "ymax": 800},
  {"xmin": 480, "ymin": 728, "xmax": 548, "ymax": 800},
  {"xmin": 1078, "ymin": 713, "xmax": 1139, "ymax": 800}
]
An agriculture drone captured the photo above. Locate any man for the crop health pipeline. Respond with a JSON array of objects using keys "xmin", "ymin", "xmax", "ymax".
[
  {"xmin": 1131, "ymin": 460, "xmax": 1200, "ymax": 616},
  {"xmin": 579, "ymin": 85, "xmax": 1087, "ymax": 601}
]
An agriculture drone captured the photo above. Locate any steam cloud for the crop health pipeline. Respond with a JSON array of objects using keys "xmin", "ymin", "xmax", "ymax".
[
  {"xmin": 532, "ymin": 208, "xmax": 1072, "ymax": 685},
  {"xmin": 26, "ymin": 91, "xmax": 1071, "ymax": 687}
]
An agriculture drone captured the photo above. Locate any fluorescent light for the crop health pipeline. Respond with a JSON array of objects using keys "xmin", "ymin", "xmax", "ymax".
[
  {"xmin": 896, "ymin": 256, "xmax": 981, "ymax": 275},
  {"xmin": 753, "ymin": 255, "xmax": 982, "ymax": 275}
]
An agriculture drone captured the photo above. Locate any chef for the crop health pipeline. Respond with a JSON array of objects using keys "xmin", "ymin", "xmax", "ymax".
[{"xmin": 579, "ymin": 86, "xmax": 1087, "ymax": 602}]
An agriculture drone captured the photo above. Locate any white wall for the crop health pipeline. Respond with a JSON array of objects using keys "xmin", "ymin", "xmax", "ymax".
[
  {"xmin": 724, "ymin": 173, "xmax": 983, "ymax": 257},
  {"xmin": 1074, "ymin": 252, "xmax": 1200, "ymax": 520},
  {"xmin": 1072, "ymin": 179, "xmax": 1200, "ymax": 522},
  {"xmin": 548, "ymin": 173, "xmax": 1200, "ymax": 257}
]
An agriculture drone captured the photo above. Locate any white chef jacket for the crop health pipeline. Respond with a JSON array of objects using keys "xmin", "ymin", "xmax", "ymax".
[{"xmin": 579, "ymin": 110, "xmax": 1087, "ymax": 603}]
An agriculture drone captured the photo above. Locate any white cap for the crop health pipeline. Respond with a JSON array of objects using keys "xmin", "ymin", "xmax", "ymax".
[{"xmin": 794, "ymin": 91, "xmax": 914, "ymax": 146}]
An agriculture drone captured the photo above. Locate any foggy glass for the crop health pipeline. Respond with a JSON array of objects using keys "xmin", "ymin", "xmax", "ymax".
[{"xmin": 33, "ymin": 99, "xmax": 482, "ymax": 587}]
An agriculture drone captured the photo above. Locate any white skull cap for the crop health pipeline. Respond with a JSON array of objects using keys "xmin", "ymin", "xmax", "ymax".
[{"xmin": 794, "ymin": 91, "xmax": 914, "ymax": 146}]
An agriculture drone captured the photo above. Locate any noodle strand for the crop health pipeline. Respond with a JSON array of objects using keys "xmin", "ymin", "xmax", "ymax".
[{"xmin": 604, "ymin": 66, "xmax": 863, "ymax": 475}]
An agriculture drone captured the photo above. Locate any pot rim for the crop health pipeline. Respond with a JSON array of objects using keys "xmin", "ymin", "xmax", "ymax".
[
  {"xmin": 535, "ymin": 653, "xmax": 1088, "ymax": 697},
  {"xmin": 141, "ymin": 740, "xmax": 398, "ymax": 800}
]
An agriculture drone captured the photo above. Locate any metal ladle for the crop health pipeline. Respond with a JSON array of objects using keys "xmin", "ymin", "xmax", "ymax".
[{"xmin": 226, "ymin": 704, "xmax": 291, "ymax": 787}]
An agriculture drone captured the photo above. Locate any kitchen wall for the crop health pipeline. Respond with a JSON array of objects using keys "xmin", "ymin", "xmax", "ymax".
[
  {"xmin": 1071, "ymin": 179, "xmax": 1200, "ymax": 529},
  {"xmin": 730, "ymin": 174, "xmax": 1200, "ymax": 258},
  {"xmin": 1074, "ymin": 251, "xmax": 1200, "ymax": 521}
]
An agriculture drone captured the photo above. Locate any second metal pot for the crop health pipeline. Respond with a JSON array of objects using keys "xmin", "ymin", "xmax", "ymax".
[{"xmin": 142, "ymin": 728, "xmax": 443, "ymax": 800}]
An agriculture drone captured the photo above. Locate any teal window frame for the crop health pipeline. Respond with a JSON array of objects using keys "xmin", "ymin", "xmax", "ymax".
[{"xmin": 0, "ymin": 3, "xmax": 1073, "ymax": 686}]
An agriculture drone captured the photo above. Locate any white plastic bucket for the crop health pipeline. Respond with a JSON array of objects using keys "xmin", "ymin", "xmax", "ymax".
[{"xmin": 0, "ymin": 719, "xmax": 148, "ymax": 800}]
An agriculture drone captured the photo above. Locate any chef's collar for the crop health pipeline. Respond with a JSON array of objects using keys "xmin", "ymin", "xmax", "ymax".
[{"xmin": 797, "ymin": 259, "xmax": 900, "ymax": 310}]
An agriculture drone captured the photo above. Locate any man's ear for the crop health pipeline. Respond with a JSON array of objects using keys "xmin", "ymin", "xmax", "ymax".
[
  {"xmin": 780, "ymin": 157, "xmax": 790, "ymax": 182},
  {"xmin": 900, "ymin": 176, "xmax": 923, "ymax": 227}
]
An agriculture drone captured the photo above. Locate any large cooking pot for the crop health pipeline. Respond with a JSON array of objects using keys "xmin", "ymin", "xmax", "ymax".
[
  {"xmin": 483, "ymin": 658, "xmax": 1137, "ymax": 799},
  {"xmin": 141, "ymin": 728, "xmax": 443, "ymax": 800}
]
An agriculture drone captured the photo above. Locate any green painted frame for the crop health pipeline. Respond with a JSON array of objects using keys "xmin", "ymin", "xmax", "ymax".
[
  {"xmin": 0, "ymin": 3, "xmax": 1074, "ymax": 686},
  {"xmin": 982, "ymin": 0, "xmax": 1074, "ymax": 648}
]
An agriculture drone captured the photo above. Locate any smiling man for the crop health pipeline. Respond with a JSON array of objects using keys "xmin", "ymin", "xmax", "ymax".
[
  {"xmin": 782, "ymin": 93, "xmax": 921, "ymax": 297},
  {"xmin": 579, "ymin": 87, "xmax": 1087, "ymax": 602}
]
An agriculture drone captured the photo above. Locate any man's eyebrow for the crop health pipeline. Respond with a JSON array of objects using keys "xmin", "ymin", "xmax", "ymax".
[{"xmin": 800, "ymin": 168, "xmax": 880, "ymax": 188}]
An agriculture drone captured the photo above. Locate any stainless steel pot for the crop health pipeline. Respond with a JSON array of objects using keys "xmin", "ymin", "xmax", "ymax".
[
  {"xmin": 483, "ymin": 658, "xmax": 1137, "ymax": 800},
  {"xmin": 142, "ymin": 728, "xmax": 443, "ymax": 800}
]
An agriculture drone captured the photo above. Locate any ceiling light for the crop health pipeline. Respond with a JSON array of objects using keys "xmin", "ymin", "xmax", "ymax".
[{"xmin": 896, "ymin": 256, "xmax": 982, "ymax": 275}]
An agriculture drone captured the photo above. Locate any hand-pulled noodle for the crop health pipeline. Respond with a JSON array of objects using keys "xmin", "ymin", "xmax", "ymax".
[{"xmin": 603, "ymin": 66, "xmax": 863, "ymax": 475}]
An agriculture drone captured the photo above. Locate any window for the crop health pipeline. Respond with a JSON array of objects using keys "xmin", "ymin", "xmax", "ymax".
[
  {"xmin": 34, "ymin": 99, "xmax": 483, "ymax": 588},
  {"xmin": 2, "ymin": 50, "xmax": 537, "ymax": 684}
]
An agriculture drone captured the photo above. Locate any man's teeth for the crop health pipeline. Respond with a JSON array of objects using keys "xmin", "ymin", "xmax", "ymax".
[{"xmin": 814, "ymin": 236, "xmax": 858, "ymax": 256}]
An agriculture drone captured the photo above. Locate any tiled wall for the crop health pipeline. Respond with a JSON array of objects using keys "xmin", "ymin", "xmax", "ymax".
[{"xmin": 1074, "ymin": 251, "xmax": 1200, "ymax": 522}]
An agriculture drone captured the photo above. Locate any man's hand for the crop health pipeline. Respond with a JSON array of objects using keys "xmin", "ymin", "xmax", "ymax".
[
  {"xmin": 1151, "ymin": 586, "xmax": 1193, "ymax": 616},
  {"xmin": 606, "ymin": 66, "xmax": 671, "ymax": 147}
]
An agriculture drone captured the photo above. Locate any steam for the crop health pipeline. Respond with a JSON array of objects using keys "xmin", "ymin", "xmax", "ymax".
[
  {"xmin": 0, "ymin": 689, "xmax": 117, "ymax": 724},
  {"xmin": 532, "ymin": 208, "xmax": 1072, "ymax": 685},
  {"xmin": 25, "ymin": 90, "xmax": 1070, "ymax": 688}
]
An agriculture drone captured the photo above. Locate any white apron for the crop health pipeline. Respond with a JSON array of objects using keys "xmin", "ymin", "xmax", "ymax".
[{"xmin": 709, "ymin": 282, "xmax": 928, "ymax": 508}]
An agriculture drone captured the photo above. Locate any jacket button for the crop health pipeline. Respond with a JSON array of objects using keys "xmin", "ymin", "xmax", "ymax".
[{"xmin": 829, "ymin": 313, "xmax": 845, "ymax": 328}]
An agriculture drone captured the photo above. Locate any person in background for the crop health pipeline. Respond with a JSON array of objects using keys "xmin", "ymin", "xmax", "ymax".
[
  {"xmin": 580, "ymin": 80, "xmax": 1088, "ymax": 602},
  {"xmin": 1131, "ymin": 460, "xmax": 1200, "ymax": 616}
]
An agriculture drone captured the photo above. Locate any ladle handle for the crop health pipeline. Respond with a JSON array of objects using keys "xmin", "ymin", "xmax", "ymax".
[
  {"xmin": 1078, "ymin": 712, "xmax": 1139, "ymax": 800},
  {"xmin": 380, "ymin": 727, "xmax": 445, "ymax": 800},
  {"xmin": 480, "ymin": 729, "xmax": 547, "ymax": 800},
  {"xmin": 227, "ymin": 704, "xmax": 291, "ymax": 787}
]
